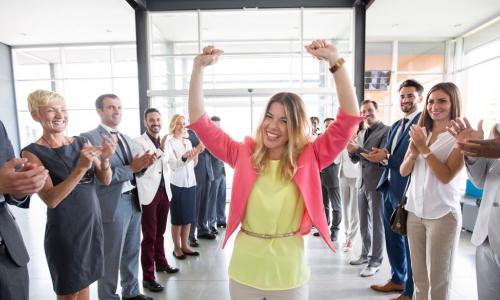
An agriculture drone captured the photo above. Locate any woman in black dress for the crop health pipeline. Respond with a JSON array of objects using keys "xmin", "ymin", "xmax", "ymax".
[{"xmin": 22, "ymin": 90, "xmax": 115, "ymax": 300}]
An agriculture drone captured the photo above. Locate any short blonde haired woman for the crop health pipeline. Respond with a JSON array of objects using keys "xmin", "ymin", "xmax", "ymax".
[{"xmin": 22, "ymin": 89, "xmax": 115, "ymax": 300}]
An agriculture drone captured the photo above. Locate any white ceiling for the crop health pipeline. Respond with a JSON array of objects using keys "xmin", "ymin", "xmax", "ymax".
[{"xmin": 0, "ymin": 0, "xmax": 499, "ymax": 46}]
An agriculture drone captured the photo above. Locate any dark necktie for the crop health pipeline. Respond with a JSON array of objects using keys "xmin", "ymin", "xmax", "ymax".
[
  {"xmin": 111, "ymin": 131, "xmax": 130, "ymax": 165},
  {"xmin": 401, "ymin": 118, "xmax": 409, "ymax": 132},
  {"xmin": 364, "ymin": 127, "xmax": 373, "ymax": 141}
]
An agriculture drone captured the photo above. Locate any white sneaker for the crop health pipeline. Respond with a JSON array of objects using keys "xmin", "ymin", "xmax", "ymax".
[
  {"xmin": 343, "ymin": 241, "xmax": 353, "ymax": 252},
  {"xmin": 360, "ymin": 265, "xmax": 380, "ymax": 277}
]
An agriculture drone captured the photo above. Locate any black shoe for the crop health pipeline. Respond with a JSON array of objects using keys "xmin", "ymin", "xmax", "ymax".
[
  {"xmin": 142, "ymin": 280, "xmax": 164, "ymax": 292},
  {"xmin": 313, "ymin": 232, "xmax": 320, "ymax": 237},
  {"xmin": 172, "ymin": 251, "xmax": 186, "ymax": 260},
  {"xmin": 189, "ymin": 240, "xmax": 200, "ymax": 247},
  {"xmin": 210, "ymin": 226, "xmax": 219, "ymax": 235},
  {"xmin": 123, "ymin": 294, "xmax": 154, "ymax": 300},
  {"xmin": 156, "ymin": 264, "xmax": 180, "ymax": 274},
  {"xmin": 330, "ymin": 230, "xmax": 338, "ymax": 242},
  {"xmin": 182, "ymin": 250, "xmax": 200, "ymax": 256},
  {"xmin": 217, "ymin": 223, "xmax": 227, "ymax": 228},
  {"xmin": 198, "ymin": 232, "xmax": 216, "ymax": 240}
]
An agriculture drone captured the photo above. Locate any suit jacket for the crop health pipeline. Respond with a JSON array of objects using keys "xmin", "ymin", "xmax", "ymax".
[
  {"xmin": 0, "ymin": 121, "xmax": 30, "ymax": 266},
  {"xmin": 187, "ymin": 129, "xmax": 214, "ymax": 181},
  {"xmin": 467, "ymin": 156, "xmax": 500, "ymax": 254},
  {"xmin": 133, "ymin": 133, "xmax": 172, "ymax": 205},
  {"xmin": 81, "ymin": 125, "xmax": 140, "ymax": 223},
  {"xmin": 349, "ymin": 121, "xmax": 390, "ymax": 191},
  {"xmin": 376, "ymin": 113, "xmax": 421, "ymax": 206},
  {"xmin": 188, "ymin": 110, "xmax": 363, "ymax": 252}
]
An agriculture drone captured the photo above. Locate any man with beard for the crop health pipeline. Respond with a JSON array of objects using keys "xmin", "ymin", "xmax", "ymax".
[
  {"xmin": 134, "ymin": 108, "xmax": 179, "ymax": 293},
  {"xmin": 347, "ymin": 99, "xmax": 389, "ymax": 277},
  {"xmin": 363, "ymin": 80, "xmax": 423, "ymax": 300}
]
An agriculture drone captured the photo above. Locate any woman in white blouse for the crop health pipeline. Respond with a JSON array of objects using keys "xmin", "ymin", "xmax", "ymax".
[
  {"xmin": 162, "ymin": 114, "xmax": 203, "ymax": 259},
  {"xmin": 400, "ymin": 82, "xmax": 464, "ymax": 300}
]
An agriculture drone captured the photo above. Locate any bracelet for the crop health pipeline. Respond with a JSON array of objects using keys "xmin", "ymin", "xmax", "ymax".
[{"xmin": 329, "ymin": 57, "xmax": 345, "ymax": 74}]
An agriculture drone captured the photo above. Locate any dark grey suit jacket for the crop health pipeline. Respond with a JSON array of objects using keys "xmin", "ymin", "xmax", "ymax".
[
  {"xmin": 81, "ymin": 125, "xmax": 141, "ymax": 223},
  {"xmin": 0, "ymin": 121, "xmax": 30, "ymax": 267},
  {"xmin": 320, "ymin": 162, "xmax": 340, "ymax": 188},
  {"xmin": 349, "ymin": 121, "xmax": 390, "ymax": 191}
]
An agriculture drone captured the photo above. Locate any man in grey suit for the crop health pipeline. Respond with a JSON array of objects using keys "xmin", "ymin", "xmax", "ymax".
[
  {"xmin": 82, "ymin": 94, "xmax": 155, "ymax": 300},
  {"xmin": 0, "ymin": 120, "xmax": 47, "ymax": 300},
  {"xmin": 348, "ymin": 99, "xmax": 389, "ymax": 277}
]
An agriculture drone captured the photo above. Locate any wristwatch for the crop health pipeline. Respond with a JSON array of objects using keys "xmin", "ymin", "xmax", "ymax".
[{"xmin": 421, "ymin": 151, "xmax": 432, "ymax": 159}]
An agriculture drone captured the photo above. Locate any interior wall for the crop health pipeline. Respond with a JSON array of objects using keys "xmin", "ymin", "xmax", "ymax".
[{"xmin": 0, "ymin": 42, "xmax": 20, "ymax": 153}]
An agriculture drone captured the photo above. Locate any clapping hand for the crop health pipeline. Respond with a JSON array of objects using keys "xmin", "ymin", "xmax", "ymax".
[
  {"xmin": 457, "ymin": 124, "xmax": 500, "ymax": 158},
  {"xmin": 409, "ymin": 125, "xmax": 428, "ymax": 152},
  {"xmin": 79, "ymin": 143, "xmax": 102, "ymax": 170},
  {"xmin": 361, "ymin": 147, "xmax": 388, "ymax": 163},
  {"xmin": 448, "ymin": 117, "xmax": 484, "ymax": 143}
]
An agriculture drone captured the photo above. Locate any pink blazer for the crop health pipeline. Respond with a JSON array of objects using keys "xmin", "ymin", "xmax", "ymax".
[{"xmin": 188, "ymin": 110, "xmax": 362, "ymax": 251}]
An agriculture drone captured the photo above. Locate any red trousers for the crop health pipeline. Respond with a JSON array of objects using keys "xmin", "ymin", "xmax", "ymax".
[{"xmin": 140, "ymin": 186, "xmax": 170, "ymax": 281}]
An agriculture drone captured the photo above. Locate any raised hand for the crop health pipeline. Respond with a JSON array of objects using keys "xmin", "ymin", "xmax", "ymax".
[
  {"xmin": 0, "ymin": 158, "xmax": 48, "ymax": 197},
  {"xmin": 194, "ymin": 46, "xmax": 224, "ymax": 68},
  {"xmin": 305, "ymin": 40, "xmax": 340, "ymax": 65},
  {"xmin": 448, "ymin": 117, "xmax": 484, "ymax": 143}
]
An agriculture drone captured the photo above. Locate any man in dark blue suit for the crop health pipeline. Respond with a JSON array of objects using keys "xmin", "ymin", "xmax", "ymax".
[
  {"xmin": 0, "ymin": 120, "xmax": 48, "ymax": 300},
  {"xmin": 187, "ymin": 129, "xmax": 215, "ymax": 246},
  {"xmin": 363, "ymin": 79, "xmax": 423, "ymax": 300}
]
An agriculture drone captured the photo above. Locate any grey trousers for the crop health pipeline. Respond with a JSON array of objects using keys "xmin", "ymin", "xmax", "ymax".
[
  {"xmin": 0, "ymin": 244, "xmax": 28, "ymax": 300},
  {"xmin": 229, "ymin": 280, "xmax": 309, "ymax": 300},
  {"xmin": 476, "ymin": 239, "xmax": 500, "ymax": 300},
  {"xmin": 358, "ymin": 186, "xmax": 384, "ymax": 267},
  {"xmin": 98, "ymin": 193, "xmax": 142, "ymax": 300}
]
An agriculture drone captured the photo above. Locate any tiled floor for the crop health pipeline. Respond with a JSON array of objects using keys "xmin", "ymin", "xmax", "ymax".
[{"xmin": 12, "ymin": 197, "xmax": 478, "ymax": 300}]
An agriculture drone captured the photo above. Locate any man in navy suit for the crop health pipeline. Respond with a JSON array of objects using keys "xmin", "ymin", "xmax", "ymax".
[
  {"xmin": 0, "ymin": 120, "xmax": 48, "ymax": 300},
  {"xmin": 363, "ymin": 79, "xmax": 424, "ymax": 300}
]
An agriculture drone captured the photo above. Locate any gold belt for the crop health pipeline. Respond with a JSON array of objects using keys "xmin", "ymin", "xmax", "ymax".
[{"xmin": 240, "ymin": 227, "xmax": 299, "ymax": 239}]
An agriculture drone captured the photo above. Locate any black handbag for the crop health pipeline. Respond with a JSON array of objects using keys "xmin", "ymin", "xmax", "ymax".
[{"xmin": 390, "ymin": 176, "xmax": 411, "ymax": 236}]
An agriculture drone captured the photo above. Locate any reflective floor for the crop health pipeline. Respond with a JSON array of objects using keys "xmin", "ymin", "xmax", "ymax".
[{"xmin": 12, "ymin": 198, "xmax": 477, "ymax": 300}]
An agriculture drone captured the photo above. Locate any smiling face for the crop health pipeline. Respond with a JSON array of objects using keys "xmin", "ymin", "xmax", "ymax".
[
  {"xmin": 34, "ymin": 100, "xmax": 68, "ymax": 133},
  {"xmin": 399, "ymin": 86, "xmax": 421, "ymax": 114},
  {"xmin": 427, "ymin": 89, "xmax": 452, "ymax": 122},
  {"xmin": 144, "ymin": 111, "xmax": 162, "ymax": 137},
  {"xmin": 261, "ymin": 101, "xmax": 289, "ymax": 158},
  {"xmin": 98, "ymin": 96, "xmax": 122, "ymax": 128},
  {"xmin": 361, "ymin": 102, "xmax": 379, "ymax": 126},
  {"xmin": 174, "ymin": 116, "xmax": 186, "ymax": 136}
]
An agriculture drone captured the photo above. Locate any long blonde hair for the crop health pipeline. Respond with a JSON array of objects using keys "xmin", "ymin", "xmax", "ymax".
[
  {"xmin": 251, "ymin": 92, "xmax": 309, "ymax": 181},
  {"xmin": 169, "ymin": 114, "xmax": 185, "ymax": 136}
]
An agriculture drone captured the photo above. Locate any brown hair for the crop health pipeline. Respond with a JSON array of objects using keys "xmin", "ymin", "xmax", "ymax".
[
  {"xmin": 417, "ymin": 82, "xmax": 462, "ymax": 133},
  {"xmin": 251, "ymin": 92, "xmax": 309, "ymax": 181}
]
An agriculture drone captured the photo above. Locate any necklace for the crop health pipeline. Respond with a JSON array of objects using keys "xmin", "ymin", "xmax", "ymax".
[{"xmin": 40, "ymin": 136, "xmax": 94, "ymax": 184}]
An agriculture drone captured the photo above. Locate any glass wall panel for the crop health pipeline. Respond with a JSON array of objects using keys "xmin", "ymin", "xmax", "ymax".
[
  {"xmin": 63, "ymin": 46, "xmax": 111, "ymax": 78},
  {"xmin": 398, "ymin": 42, "xmax": 445, "ymax": 73}
]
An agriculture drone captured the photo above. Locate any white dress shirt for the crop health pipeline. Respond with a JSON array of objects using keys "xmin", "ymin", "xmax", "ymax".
[
  {"xmin": 167, "ymin": 136, "xmax": 197, "ymax": 188},
  {"xmin": 405, "ymin": 131, "xmax": 462, "ymax": 219}
]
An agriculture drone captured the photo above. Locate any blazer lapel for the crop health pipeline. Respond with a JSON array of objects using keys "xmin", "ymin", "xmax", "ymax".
[
  {"xmin": 393, "ymin": 112, "xmax": 421, "ymax": 153},
  {"xmin": 99, "ymin": 125, "xmax": 127, "ymax": 165}
]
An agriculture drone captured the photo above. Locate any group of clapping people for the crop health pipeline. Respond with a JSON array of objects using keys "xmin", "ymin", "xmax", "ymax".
[
  {"xmin": 0, "ymin": 39, "xmax": 499, "ymax": 300},
  {"xmin": 0, "ymin": 91, "xmax": 227, "ymax": 300}
]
